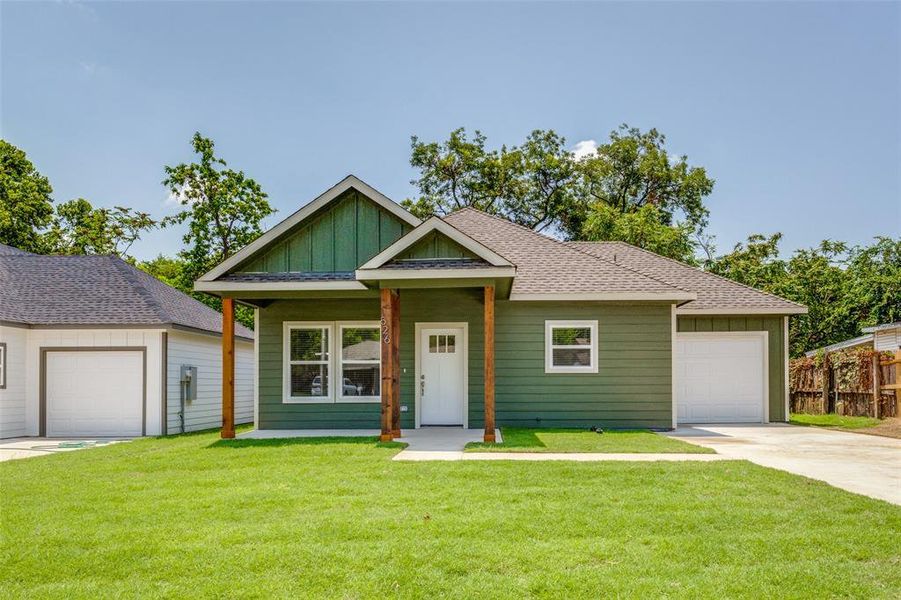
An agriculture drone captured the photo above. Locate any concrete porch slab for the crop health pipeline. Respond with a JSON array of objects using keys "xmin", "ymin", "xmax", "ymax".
[{"xmin": 0, "ymin": 437, "xmax": 127, "ymax": 462}]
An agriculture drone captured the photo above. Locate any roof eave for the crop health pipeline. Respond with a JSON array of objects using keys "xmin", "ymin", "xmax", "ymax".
[
  {"xmin": 676, "ymin": 306, "xmax": 809, "ymax": 315},
  {"xmin": 509, "ymin": 291, "xmax": 697, "ymax": 302}
]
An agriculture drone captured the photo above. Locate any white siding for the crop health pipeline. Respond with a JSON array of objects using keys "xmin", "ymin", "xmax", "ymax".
[
  {"xmin": 166, "ymin": 331, "xmax": 254, "ymax": 433},
  {"xmin": 23, "ymin": 328, "xmax": 164, "ymax": 436},
  {"xmin": 0, "ymin": 325, "xmax": 29, "ymax": 438},
  {"xmin": 874, "ymin": 328, "xmax": 901, "ymax": 352}
]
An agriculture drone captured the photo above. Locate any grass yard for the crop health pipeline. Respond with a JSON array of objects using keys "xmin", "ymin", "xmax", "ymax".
[
  {"xmin": 465, "ymin": 427, "xmax": 714, "ymax": 453},
  {"xmin": 2, "ymin": 429, "xmax": 900, "ymax": 598},
  {"xmin": 791, "ymin": 413, "xmax": 882, "ymax": 429}
]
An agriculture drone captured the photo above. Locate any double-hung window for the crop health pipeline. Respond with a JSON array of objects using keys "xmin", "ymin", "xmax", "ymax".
[
  {"xmin": 338, "ymin": 323, "xmax": 381, "ymax": 402},
  {"xmin": 285, "ymin": 323, "xmax": 332, "ymax": 402},
  {"xmin": 545, "ymin": 320, "xmax": 598, "ymax": 373},
  {"xmin": 283, "ymin": 321, "xmax": 381, "ymax": 403}
]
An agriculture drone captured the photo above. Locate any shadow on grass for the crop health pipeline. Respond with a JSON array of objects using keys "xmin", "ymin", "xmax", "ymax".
[{"xmin": 206, "ymin": 436, "xmax": 407, "ymax": 450}]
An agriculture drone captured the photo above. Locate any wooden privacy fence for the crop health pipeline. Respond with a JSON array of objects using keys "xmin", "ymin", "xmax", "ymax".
[{"xmin": 790, "ymin": 349, "xmax": 899, "ymax": 418}]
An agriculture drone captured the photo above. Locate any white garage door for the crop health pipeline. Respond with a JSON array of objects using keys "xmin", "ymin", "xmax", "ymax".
[
  {"xmin": 45, "ymin": 351, "xmax": 144, "ymax": 437},
  {"xmin": 676, "ymin": 333, "xmax": 766, "ymax": 424}
]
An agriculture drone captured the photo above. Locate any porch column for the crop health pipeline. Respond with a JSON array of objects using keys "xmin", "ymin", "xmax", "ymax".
[
  {"xmin": 380, "ymin": 288, "xmax": 397, "ymax": 442},
  {"xmin": 390, "ymin": 290, "xmax": 402, "ymax": 437},
  {"xmin": 221, "ymin": 297, "xmax": 235, "ymax": 439},
  {"xmin": 483, "ymin": 286, "xmax": 496, "ymax": 442}
]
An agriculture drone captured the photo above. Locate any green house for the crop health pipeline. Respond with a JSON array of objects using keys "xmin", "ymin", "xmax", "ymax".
[{"xmin": 197, "ymin": 176, "xmax": 806, "ymax": 441}]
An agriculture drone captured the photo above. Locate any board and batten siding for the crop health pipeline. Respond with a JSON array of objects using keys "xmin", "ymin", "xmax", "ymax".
[
  {"xmin": 492, "ymin": 302, "xmax": 673, "ymax": 429},
  {"xmin": 0, "ymin": 325, "xmax": 29, "ymax": 438},
  {"xmin": 257, "ymin": 294, "xmax": 674, "ymax": 430},
  {"xmin": 165, "ymin": 331, "xmax": 253, "ymax": 434},
  {"xmin": 239, "ymin": 190, "xmax": 412, "ymax": 274},
  {"xmin": 677, "ymin": 315, "xmax": 787, "ymax": 422}
]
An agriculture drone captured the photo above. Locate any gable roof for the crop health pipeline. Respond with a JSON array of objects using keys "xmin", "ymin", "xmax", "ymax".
[
  {"xmin": 567, "ymin": 241, "xmax": 806, "ymax": 314},
  {"xmin": 0, "ymin": 254, "xmax": 254, "ymax": 339},
  {"xmin": 0, "ymin": 243, "xmax": 35, "ymax": 256},
  {"xmin": 359, "ymin": 216, "xmax": 514, "ymax": 270},
  {"xmin": 199, "ymin": 175, "xmax": 421, "ymax": 282},
  {"xmin": 443, "ymin": 208, "xmax": 695, "ymax": 301}
]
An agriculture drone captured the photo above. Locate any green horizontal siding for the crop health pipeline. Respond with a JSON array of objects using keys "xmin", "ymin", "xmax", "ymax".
[
  {"xmin": 677, "ymin": 315, "xmax": 786, "ymax": 422},
  {"xmin": 259, "ymin": 296, "xmax": 674, "ymax": 430},
  {"xmin": 492, "ymin": 302, "xmax": 673, "ymax": 429},
  {"xmin": 241, "ymin": 189, "xmax": 411, "ymax": 273}
]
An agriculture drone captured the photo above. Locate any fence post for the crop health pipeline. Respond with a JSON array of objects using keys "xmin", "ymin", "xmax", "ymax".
[
  {"xmin": 872, "ymin": 353, "xmax": 881, "ymax": 419},
  {"xmin": 820, "ymin": 353, "xmax": 832, "ymax": 413}
]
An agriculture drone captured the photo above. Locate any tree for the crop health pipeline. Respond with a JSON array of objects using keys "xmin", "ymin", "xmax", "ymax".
[
  {"xmin": 163, "ymin": 133, "xmax": 273, "ymax": 328},
  {"xmin": 580, "ymin": 203, "xmax": 699, "ymax": 264},
  {"xmin": 566, "ymin": 125, "xmax": 715, "ymax": 244},
  {"xmin": 403, "ymin": 128, "xmax": 579, "ymax": 231},
  {"xmin": 138, "ymin": 255, "xmax": 185, "ymax": 288},
  {"xmin": 0, "ymin": 140, "xmax": 55, "ymax": 252},
  {"xmin": 45, "ymin": 198, "xmax": 156, "ymax": 258},
  {"xmin": 705, "ymin": 233, "xmax": 788, "ymax": 291},
  {"xmin": 163, "ymin": 132, "xmax": 274, "ymax": 281}
]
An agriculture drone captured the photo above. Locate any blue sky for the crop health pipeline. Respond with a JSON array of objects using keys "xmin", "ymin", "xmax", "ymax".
[{"xmin": 2, "ymin": 1, "xmax": 899, "ymax": 261}]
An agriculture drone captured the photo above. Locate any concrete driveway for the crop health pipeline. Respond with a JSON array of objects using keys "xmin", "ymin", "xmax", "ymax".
[
  {"xmin": 665, "ymin": 424, "xmax": 901, "ymax": 505},
  {"xmin": 0, "ymin": 438, "xmax": 126, "ymax": 462}
]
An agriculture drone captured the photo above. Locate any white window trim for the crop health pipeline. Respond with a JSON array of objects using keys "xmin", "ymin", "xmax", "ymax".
[
  {"xmin": 283, "ymin": 321, "xmax": 334, "ymax": 404},
  {"xmin": 0, "ymin": 342, "xmax": 6, "ymax": 389},
  {"xmin": 544, "ymin": 320, "xmax": 599, "ymax": 374},
  {"xmin": 336, "ymin": 321, "xmax": 381, "ymax": 404}
]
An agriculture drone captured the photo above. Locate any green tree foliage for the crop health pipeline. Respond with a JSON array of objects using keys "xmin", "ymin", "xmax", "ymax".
[
  {"xmin": 708, "ymin": 234, "xmax": 901, "ymax": 357},
  {"xmin": 568, "ymin": 125, "xmax": 714, "ymax": 243},
  {"xmin": 403, "ymin": 128, "xmax": 579, "ymax": 231},
  {"xmin": 404, "ymin": 126, "xmax": 714, "ymax": 261},
  {"xmin": 163, "ymin": 133, "xmax": 273, "ymax": 328},
  {"xmin": 0, "ymin": 140, "xmax": 55, "ymax": 252},
  {"xmin": 137, "ymin": 254, "xmax": 185, "ymax": 287},
  {"xmin": 46, "ymin": 198, "xmax": 156, "ymax": 258},
  {"xmin": 580, "ymin": 203, "xmax": 699, "ymax": 264}
]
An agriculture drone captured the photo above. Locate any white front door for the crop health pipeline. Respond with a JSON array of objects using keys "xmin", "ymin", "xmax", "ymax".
[
  {"xmin": 419, "ymin": 327, "xmax": 465, "ymax": 425},
  {"xmin": 45, "ymin": 350, "xmax": 144, "ymax": 437},
  {"xmin": 676, "ymin": 333, "xmax": 767, "ymax": 424}
]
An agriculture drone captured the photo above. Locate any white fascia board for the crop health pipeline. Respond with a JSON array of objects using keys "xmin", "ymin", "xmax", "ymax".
[
  {"xmin": 510, "ymin": 291, "xmax": 697, "ymax": 302},
  {"xmin": 358, "ymin": 217, "xmax": 514, "ymax": 269},
  {"xmin": 198, "ymin": 175, "xmax": 420, "ymax": 282},
  {"xmin": 194, "ymin": 280, "xmax": 368, "ymax": 292},
  {"xmin": 677, "ymin": 307, "xmax": 808, "ymax": 315},
  {"xmin": 355, "ymin": 266, "xmax": 516, "ymax": 280}
]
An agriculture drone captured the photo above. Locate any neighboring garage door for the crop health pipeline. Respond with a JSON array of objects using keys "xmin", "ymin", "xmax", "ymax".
[
  {"xmin": 44, "ymin": 350, "xmax": 144, "ymax": 436},
  {"xmin": 676, "ymin": 333, "xmax": 767, "ymax": 424}
]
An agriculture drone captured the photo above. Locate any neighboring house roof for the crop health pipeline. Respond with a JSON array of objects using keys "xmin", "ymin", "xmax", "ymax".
[
  {"xmin": 567, "ymin": 240, "xmax": 807, "ymax": 314},
  {"xmin": 0, "ymin": 254, "xmax": 253, "ymax": 339},
  {"xmin": 443, "ymin": 208, "xmax": 695, "ymax": 301},
  {"xmin": 862, "ymin": 322, "xmax": 901, "ymax": 333},
  {"xmin": 0, "ymin": 243, "xmax": 35, "ymax": 256},
  {"xmin": 804, "ymin": 334, "xmax": 873, "ymax": 357}
]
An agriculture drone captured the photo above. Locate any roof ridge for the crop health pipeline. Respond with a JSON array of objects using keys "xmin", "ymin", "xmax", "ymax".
[
  {"xmin": 451, "ymin": 207, "xmax": 691, "ymax": 294},
  {"xmin": 110, "ymin": 256, "xmax": 175, "ymax": 323},
  {"xmin": 570, "ymin": 240, "xmax": 806, "ymax": 309}
]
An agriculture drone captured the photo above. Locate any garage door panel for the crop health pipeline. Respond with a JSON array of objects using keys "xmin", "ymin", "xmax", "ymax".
[
  {"xmin": 676, "ymin": 335, "xmax": 765, "ymax": 424},
  {"xmin": 45, "ymin": 351, "xmax": 144, "ymax": 437}
]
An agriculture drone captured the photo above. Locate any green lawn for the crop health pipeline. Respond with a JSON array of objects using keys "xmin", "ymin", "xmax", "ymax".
[
  {"xmin": 2, "ymin": 429, "xmax": 900, "ymax": 598},
  {"xmin": 791, "ymin": 413, "xmax": 881, "ymax": 429},
  {"xmin": 465, "ymin": 427, "xmax": 714, "ymax": 453}
]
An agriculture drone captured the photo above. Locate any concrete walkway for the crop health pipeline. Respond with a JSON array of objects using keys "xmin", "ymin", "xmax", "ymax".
[
  {"xmin": 0, "ymin": 437, "xmax": 126, "ymax": 462},
  {"xmin": 664, "ymin": 424, "xmax": 901, "ymax": 505}
]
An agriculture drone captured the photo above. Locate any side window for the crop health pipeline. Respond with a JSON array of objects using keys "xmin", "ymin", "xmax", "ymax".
[{"xmin": 545, "ymin": 320, "xmax": 598, "ymax": 373}]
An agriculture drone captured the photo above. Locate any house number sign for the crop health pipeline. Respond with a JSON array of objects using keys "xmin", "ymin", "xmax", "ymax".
[{"xmin": 381, "ymin": 317, "xmax": 390, "ymax": 344}]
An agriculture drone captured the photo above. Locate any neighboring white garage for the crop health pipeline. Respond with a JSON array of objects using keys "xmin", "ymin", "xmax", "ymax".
[
  {"xmin": 0, "ymin": 246, "xmax": 255, "ymax": 439},
  {"xmin": 44, "ymin": 350, "xmax": 145, "ymax": 437},
  {"xmin": 676, "ymin": 332, "xmax": 768, "ymax": 424}
]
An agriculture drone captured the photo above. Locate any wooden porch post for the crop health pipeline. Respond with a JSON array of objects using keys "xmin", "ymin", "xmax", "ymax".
[
  {"xmin": 391, "ymin": 290, "xmax": 401, "ymax": 437},
  {"xmin": 380, "ymin": 289, "xmax": 396, "ymax": 442},
  {"xmin": 221, "ymin": 297, "xmax": 235, "ymax": 439},
  {"xmin": 483, "ymin": 286, "xmax": 496, "ymax": 442}
]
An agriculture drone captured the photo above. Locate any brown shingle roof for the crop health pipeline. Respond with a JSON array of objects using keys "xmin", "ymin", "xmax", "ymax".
[
  {"xmin": 443, "ymin": 208, "xmax": 694, "ymax": 300},
  {"xmin": 567, "ymin": 241, "xmax": 806, "ymax": 313}
]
